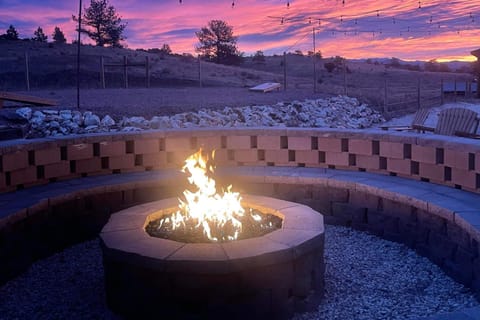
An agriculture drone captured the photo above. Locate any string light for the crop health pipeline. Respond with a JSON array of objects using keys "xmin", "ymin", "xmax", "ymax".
[{"xmin": 231, "ymin": 0, "xmax": 234, "ymax": 8}]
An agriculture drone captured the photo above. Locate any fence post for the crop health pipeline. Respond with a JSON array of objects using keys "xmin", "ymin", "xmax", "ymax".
[
  {"xmin": 123, "ymin": 55, "xmax": 128, "ymax": 89},
  {"xmin": 100, "ymin": 56, "xmax": 105, "ymax": 89},
  {"xmin": 24, "ymin": 51, "xmax": 30, "ymax": 91},
  {"xmin": 383, "ymin": 78, "xmax": 387, "ymax": 113},
  {"xmin": 283, "ymin": 51, "xmax": 287, "ymax": 91},
  {"xmin": 145, "ymin": 56, "xmax": 150, "ymax": 88},
  {"xmin": 454, "ymin": 78, "xmax": 457, "ymax": 102},
  {"xmin": 198, "ymin": 55, "xmax": 202, "ymax": 88},
  {"xmin": 343, "ymin": 59, "xmax": 347, "ymax": 95},
  {"xmin": 440, "ymin": 79, "xmax": 444, "ymax": 105},
  {"xmin": 417, "ymin": 78, "xmax": 421, "ymax": 109}
]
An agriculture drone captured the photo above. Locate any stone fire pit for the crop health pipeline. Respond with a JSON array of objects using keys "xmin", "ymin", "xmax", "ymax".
[{"xmin": 100, "ymin": 195, "xmax": 325, "ymax": 319}]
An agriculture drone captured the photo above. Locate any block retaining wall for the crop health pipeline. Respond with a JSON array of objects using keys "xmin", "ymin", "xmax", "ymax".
[{"xmin": 0, "ymin": 128, "xmax": 479, "ymax": 299}]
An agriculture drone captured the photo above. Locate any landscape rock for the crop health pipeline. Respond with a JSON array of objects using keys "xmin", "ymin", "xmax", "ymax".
[
  {"xmin": 19, "ymin": 95, "xmax": 386, "ymax": 138},
  {"xmin": 16, "ymin": 107, "xmax": 32, "ymax": 120}
]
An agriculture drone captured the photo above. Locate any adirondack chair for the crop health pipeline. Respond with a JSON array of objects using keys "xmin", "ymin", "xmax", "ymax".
[
  {"xmin": 413, "ymin": 107, "xmax": 480, "ymax": 137},
  {"xmin": 381, "ymin": 108, "xmax": 430, "ymax": 131}
]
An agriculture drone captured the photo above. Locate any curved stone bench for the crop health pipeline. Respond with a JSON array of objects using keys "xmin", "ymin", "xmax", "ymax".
[{"xmin": 1, "ymin": 166, "xmax": 479, "ymax": 300}]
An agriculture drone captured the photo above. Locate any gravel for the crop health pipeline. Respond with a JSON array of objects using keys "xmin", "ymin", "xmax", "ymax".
[{"xmin": 1, "ymin": 225, "xmax": 478, "ymax": 319}]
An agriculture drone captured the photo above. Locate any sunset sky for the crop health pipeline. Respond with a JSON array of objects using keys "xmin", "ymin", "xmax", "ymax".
[{"xmin": 0, "ymin": 0, "xmax": 478, "ymax": 61}]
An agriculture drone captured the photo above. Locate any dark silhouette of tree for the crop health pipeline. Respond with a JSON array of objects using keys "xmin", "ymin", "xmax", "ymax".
[
  {"xmin": 324, "ymin": 62, "xmax": 336, "ymax": 73},
  {"xmin": 72, "ymin": 0, "xmax": 127, "ymax": 48},
  {"xmin": 52, "ymin": 26, "xmax": 67, "ymax": 44},
  {"xmin": 159, "ymin": 44, "xmax": 172, "ymax": 55},
  {"xmin": 195, "ymin": 20, "xmax": 242, "ymax": 65},
  {"xmin": 33, "ymin": 26, "xmax": 48, "ymax": 42},
  {"xmin": 0, "ymin": 25, "xmax": 19, "ymax": 40},
  {"xmin": 252, "ymin": 50, "xmax": 265, "ymax": 64}
]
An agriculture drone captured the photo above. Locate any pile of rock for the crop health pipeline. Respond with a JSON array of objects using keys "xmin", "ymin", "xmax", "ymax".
[{"xmin": 16, "ymin": 96, "xmax": 385, "ymax": 138}]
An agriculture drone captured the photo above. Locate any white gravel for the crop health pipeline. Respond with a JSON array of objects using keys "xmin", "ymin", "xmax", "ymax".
[{"xmin": 0, "ymin": 225, "xmax": 478, "ymax": 319}]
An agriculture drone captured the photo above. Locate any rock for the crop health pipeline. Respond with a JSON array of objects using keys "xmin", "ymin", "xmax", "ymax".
[
  {"xmin": 84, "ymin": 112, "xmax": 100, "ymax": 126},
  {"xmin": 100, "ymin": 115, "xmax": 115, "ymax": 127},
  {"xmin": 16, "ymin": 107, "xmax": 32, "ymax": 120},
  {"xmin": 59, "ymin": 110, "xmax": 73, "ymax": 121}
]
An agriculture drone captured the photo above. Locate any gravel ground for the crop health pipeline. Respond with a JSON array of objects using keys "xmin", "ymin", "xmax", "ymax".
[
  {"xmin": 0, "ymin": 225, "xmax": 478, "ymax": 320},
  {"xmin": 3, "ymin": 87, "xmax": 332, "ymax": 119}
]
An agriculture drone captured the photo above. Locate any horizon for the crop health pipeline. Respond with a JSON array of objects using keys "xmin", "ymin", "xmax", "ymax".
[{"xmin": 0, "ymin": 0, "xmax": 479, "ymax": 62}]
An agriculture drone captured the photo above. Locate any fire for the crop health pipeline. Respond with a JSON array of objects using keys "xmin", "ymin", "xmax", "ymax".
[{"xmin": 169, "ymin": 149, "xmax": 245, "ymax": 241}]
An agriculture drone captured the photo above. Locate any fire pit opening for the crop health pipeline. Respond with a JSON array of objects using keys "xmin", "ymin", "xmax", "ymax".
[{"xmin": 100, "ymin": 149, "xmax": 325, "ymax": 319}]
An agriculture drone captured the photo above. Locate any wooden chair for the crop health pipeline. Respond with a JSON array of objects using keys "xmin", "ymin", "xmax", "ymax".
[
  {"xmin": 381, "ymin": 108, "xmax": 430, "ymax": 131},
  {"xmin": 413, "ymin": 107, "xmax": 480, "ymax": 137}
]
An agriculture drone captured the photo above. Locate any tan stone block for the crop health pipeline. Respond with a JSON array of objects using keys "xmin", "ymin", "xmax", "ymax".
[
  {"xmin": 451, "ymin": 168, "xmax": 477, "ymax": 189},
  {"xmin": 257, "ymin": 136, "xmax": 281, "ymax": 150},
  {"xmin": 44, "ymin": 161, "xmax": 70, "ymax": 179},
  {"xmin": 387, "ymin": 158, "xmax": 411, "ymax": 175},
  {"xmin": 196, "ymin": 136, "xmax": 223, "ymax": 151},
  {"xmin": 164, "ymin": 137, "xmax": 192, "ymax": 151},
  {"xmin": 411, "ymin": 145, "xmax": 436, "ymax": 164},
  {"xmin": 133, "ymin": 139, "xmax": 159, "ymax": 154},
  {"xmin": 10, "ymin": 166, "xmax": 37, "ymax": 185},
  {"xmin": 34, "ymin": 148, "xmax": 61, "ymax": 166},
  {"xmin": 379, "ymin": 141, "xmax": 404, "ymax": 159},
  {"xmin": 226, "ymin": 135, "xmax": 251, "ymax": 149},
  {"xmin": 265, "ymin": 150, "xmax": 288, "ymax": 163},
  {"xmin": 75, "ymin": 158, "xmax": 102, "ymax": 173},
  {"xmin": 349, "ymin": 139, "xmax": 372, "ymax": 155},
  {"xmin": 444, "ymin": 149, "xmax": 469, "ymax": 170},
  {"xmin": 356, "ymin": 155, "xmax": 380, "ymax": 170},
  {"xmin": 141, "ymin": 153, "xmax": 167, "ymax": 168},
  {"xmin": 108, "ymin": 154, "xmax": 135, "ymax": 170},
  {"xmin": 234, "ymin": 149, "xmax": 258, "ymax": 162},
  {"xmin": 318, "ymin": 138, "xmax": 342, "ymax": 152},
  {"xmin": 296, "ymin": 150, "xmax": 318, "ymax": 164},
  {"xmin": 325, "ymin": 152, "xmax": 349, "ymax": 166},
  {"xmin": 419, "ymin": 163, "xmax": 444, "ymax": 181},
  {"xmin": 2, "ymin": 150, "xmax": 28, "ymax": 172},
  {"xmin": 67, "ymin": 143, "xmax": 93, "ymax": 160},
  {"xmin": 99, "ymin": 141, "xmax": 126, "ymax": 157},
  {"xmin": 288, "ymin": 136, "xmax": 311, "ymax": 150}
]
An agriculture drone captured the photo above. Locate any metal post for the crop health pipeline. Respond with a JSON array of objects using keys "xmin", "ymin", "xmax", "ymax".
[
  {"xmin": 100, "ymin": 56, "xmax": 105, "ymax": 89},
  {"xmin": 343, "ymin": 59, "xmax": 347, "ymax": 95},
  {"xmin": 283, "ymin": 51, "xmax": 287, "ymax": 91},
  {"xmin": 440, "ymin": 79, "xmax": 444, "ymax": 104},
  {"xmin": 76, "ymin": 0, "xmax": 82, "ymax": 109},
  {"xmin": 383, "ymin": 78, "xmax": 387, "ymax": 113},
  {"xmin": 417, "ymin": 78, "xmax": 421, "ymax": 109},
  {"xmin": 24, "ymin": 51, "xmax": 30, "ymax": 91},
  {"xmin": 124, "ymin": 55, "xmax": 128, "ymax": 89},
  {"xmin": 145, "ymin": 56, "xmax": 150, "ymax": 88},
  {"xmin": 313, "ymin": 27, "xmax": 316, "ymax": 93},
  {"xmin": 198, "ymin": 55, "xmax": 202, "ymax": 88}
]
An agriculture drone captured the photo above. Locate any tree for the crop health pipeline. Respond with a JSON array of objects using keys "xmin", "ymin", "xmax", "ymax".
[
  {"xmin": 0, "ymin": 25, "xmax": 19, "ymax": 41},
  {"xmin": 252, "ymin": 50, "xmax": 265, "ymax": 64},
  {"xmin": 32, "ymin": 26, "xmax": 48, "ymax": 42},
  {"xmin": 159, "ymin": 44, "xmax": 172, "ymax": 55},
  {"xmin": 195, "ymin": 20, "xmax": 242, "ymax": 65},
  {"xmin": 72, "ymin": 0, "xmax": 127, "ymax": 48},
  {"xmin": 52, "ymin": 26, "xmax": 67, "ymax": 44}
]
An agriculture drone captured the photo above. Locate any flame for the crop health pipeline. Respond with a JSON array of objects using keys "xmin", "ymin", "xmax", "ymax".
[{"xmin": 170, "ymin": 149, "xmax": 245, "ymax": 241}]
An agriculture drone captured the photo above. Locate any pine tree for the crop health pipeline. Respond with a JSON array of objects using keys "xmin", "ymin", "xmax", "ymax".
[
  {"xmin": 195, "ymin": 20, "xmax": 242, "ymax": 65},
  {"xmin": 52, "ymin": 26, "xmax": 67, "ymax": 44},
  {"xmin": 33, "ymin": 26, "xmax": 48, "ymax": 42},
  {"xmin": 72, "ymin": 0, "xmax": 127, "ymax": 48},
  {"xmin": 1, "ymin": 25, "xmax": 20, "ymax": 40}
]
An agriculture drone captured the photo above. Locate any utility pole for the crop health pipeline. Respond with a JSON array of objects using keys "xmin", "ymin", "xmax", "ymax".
[
  {"xmin": 313, "ymin": 27, "xmax": 317, "ymax": 93},
  {"xmin": 76, "ymin": 0, "xmax": 82, "ymax": 109}
]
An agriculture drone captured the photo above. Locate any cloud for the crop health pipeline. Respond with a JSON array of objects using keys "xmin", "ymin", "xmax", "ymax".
[{"xmin": 0, "ymin": 0, "xmax": 478, "ymax": 61}]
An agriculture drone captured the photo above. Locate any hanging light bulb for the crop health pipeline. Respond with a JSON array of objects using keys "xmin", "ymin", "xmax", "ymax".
[
  {"xmin": 287, "ymin": 1, "xmax": 290, "ymax": 8},
  {"xmin": 342, "ymin": 0, "xmax": 345, "ymax": 6},
  {"xmin": 179, "ymin": 0, "xmax": 182, "ymax": 3},
  {"xmin": 418, "ymin": 1, "xmax": 421, "ymax": 9},
  {"xmin": 231, "ymin": 0, "xmax": 234, "ymax": 8},
  {"xmin": 376, "ymin": 10, "xmax": 380, "ymax": 17}
]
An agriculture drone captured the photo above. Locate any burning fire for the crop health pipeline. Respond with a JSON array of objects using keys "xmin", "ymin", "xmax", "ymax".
[{"xmin": 166, "ymin": 149, "xmax": 245, "ymax": 241}]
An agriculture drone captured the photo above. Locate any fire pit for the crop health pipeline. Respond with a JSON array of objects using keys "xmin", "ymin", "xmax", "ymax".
[{"xmin": 100, "ymin": 150, "xmax": 325, "ymax": 319}]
